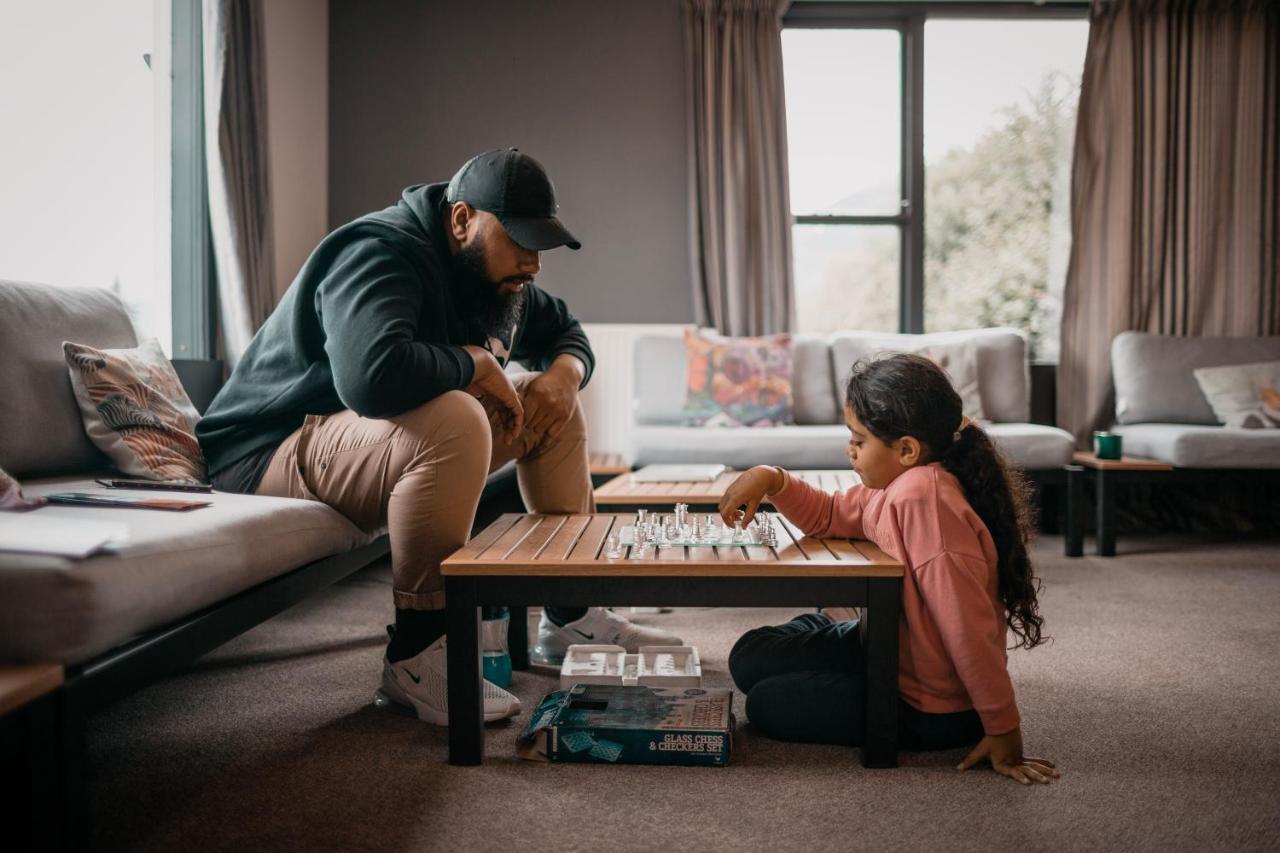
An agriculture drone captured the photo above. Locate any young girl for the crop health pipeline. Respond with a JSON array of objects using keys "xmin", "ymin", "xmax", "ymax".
[{"xmin": 721, "ymin": 353, "xmax": 1058, "ymax": 785}]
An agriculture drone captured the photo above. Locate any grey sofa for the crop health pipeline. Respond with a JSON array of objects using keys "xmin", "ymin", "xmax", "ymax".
[
  {"xmin": 1110, "ymin": 331, "xmax": 1280, "ymax": 468},
  {"xmin": 0, "ymin": 279, "xmax": 521, "ymax": 842},
  {"xmin": 0, "ymin": 280, "xmax": 388, "ymax": 669},
  {"xmin": 631, "ymin": 328, "xmax": 1075, "ymax": 473}
]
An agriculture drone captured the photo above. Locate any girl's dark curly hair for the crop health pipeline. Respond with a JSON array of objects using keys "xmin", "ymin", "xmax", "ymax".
[{"xmin": 845, "ymin": 353, "xmax": 1045, "ymax": 650}]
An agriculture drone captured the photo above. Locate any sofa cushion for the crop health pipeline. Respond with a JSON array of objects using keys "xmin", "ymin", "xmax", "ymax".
[
  {"xmin": 983, "ymin": 423, "xmax": 1075, "ymax": 469},
  {"xmin": 0, "ymin": 477, "xmax": 372, "ymax": 665},
  {"xmin": 1191, "ymin": 360, "xmax": 1280, "ymax": 428},
  {"xmin": 1110, "ymin": 424, "xmax": 1280, "ymax": 468},
  {"xmin": 635, "ymin": 332, "xmax": 838, "ymax": 426},
  {"xmin": 631, "ymin": 425, "xmax": 853, "ymax": 469},
  {"xmin": 0, "ymin": 281, "xmax": 139, "ymax": 478},
  {"xmin": 829, "ymin": 328, "xmax": 1029, "ymax": 423},
  {"xmin": 1111, "ymin": 332, "xmax": 1280, "ymax": 425}
]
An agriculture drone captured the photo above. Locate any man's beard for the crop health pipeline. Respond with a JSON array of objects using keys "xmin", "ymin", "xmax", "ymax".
[{"xmin": 450, "ymin": 239, "xmax": 527, "ymax": 340}]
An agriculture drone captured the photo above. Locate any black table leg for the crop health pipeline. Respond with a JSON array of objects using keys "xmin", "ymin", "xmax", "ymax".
[
  {"xmin": 1064, "ymin": 464, "xmax": 1084, "ymax": 557},
  {"xmin": 862, "ymin": 576, "xmax": 901, "ymax": 768},
  {"xmin": 508, "ymin": 605, "xmax": 529, "ymax": 670},
  {"xmin": 1096, "ymin": 468, "xmax": 1116, "ymax": 557},
  {"xmin": 446, "ymin": 580, "xmax": 483, "ymax": 765}
]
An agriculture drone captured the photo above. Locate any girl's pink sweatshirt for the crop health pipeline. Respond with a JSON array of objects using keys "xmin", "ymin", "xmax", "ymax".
[{"xmin": 770, "ymin": 463, "xmax": 1020, "ymax": 735}]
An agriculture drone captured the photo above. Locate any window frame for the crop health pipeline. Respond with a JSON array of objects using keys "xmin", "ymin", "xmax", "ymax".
[
  {"xmin": 170, "ymin": 0, "xmax": 215, "ymax": 359},
  {"xmin": 783, "ymin": 1, "xmax": 1090, "ymax": 337}
]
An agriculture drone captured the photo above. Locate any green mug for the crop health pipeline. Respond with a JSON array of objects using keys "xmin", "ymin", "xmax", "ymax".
[{"xmin": 1093, "ymin": 431, "xmax": 1123, "ymax": 460}]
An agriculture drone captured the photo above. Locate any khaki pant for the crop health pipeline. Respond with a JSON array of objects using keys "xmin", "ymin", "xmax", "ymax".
[{"xmin": 256, "ymin": 374, "xmax": 594, "ymax": 609}]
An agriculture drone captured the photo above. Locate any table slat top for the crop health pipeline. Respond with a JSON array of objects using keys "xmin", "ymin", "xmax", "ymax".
[{"xmin": 443, "ymin": 513, "xmax": 903, "ymax": 577}]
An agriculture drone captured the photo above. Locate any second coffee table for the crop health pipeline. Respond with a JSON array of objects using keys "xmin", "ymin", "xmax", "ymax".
[{"xmin": 593, "ymin": 468, "xmax": 860, "ymax": 510}]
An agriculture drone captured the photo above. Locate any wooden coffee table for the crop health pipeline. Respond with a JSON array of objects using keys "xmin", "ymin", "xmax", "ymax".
[
  {"xmin": 594, "ymin": 468, "xmax": 860, "ymax": 509},
  {"xmin": 1065, "ymin": 452, "xmax": 1174, "ymax": 557},
  {"xmin": 441, "ymin": 512, "xmax": 904, "ymax": 769}
]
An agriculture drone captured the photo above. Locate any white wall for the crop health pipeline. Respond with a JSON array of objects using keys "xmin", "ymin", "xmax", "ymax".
[{"xmin": 262, "ymin": 0, "xmax": 328, "ymax": 302}]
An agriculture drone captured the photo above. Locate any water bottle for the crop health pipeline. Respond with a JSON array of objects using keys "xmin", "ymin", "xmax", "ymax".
[{"xmin": 481, "ymin": 606, "xmax": 513, "ymax": 688}]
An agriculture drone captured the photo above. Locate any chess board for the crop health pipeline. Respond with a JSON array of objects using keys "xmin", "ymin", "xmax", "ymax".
[{"xmin": 610, "ymin": 503, "xmax": 778, "ymax": 553}]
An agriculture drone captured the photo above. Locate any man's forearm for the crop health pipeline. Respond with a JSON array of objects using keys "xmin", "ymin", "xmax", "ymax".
[{"xmin": 546, "ymin": 352, "xmax": 586, "ymax": 387}]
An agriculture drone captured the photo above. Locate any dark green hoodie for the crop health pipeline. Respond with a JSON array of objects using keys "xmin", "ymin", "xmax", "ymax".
[{"xmin": 196, "ymin": 182, "xmax": 595, "ymax": 477}]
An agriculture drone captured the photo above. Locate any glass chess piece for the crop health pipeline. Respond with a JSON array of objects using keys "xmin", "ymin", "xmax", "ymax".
[{"xmin": 604, "ymin": 531, "xmax": 623, "ymax": 559}]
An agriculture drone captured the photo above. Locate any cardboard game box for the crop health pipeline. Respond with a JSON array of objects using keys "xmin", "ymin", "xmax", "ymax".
[{"xmin": 518, "ymin": 684, "xmax": 734, "ymax": 767}]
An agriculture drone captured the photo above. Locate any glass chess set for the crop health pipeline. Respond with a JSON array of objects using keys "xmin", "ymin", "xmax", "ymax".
[
  {"xmin": 604, "ymin": 504, "xmax": 779, "ymax": 558},
  {"xmin": 559, "ymin": 644, "xmax": 703, "ymax": 689}
]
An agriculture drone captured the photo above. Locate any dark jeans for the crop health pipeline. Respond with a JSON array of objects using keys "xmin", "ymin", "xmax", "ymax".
[{"xmin": 729, "ymin": 612, "xmax": 984, "ymax": 751}]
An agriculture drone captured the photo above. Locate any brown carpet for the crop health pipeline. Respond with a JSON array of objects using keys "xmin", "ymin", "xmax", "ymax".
[{"xmin": 88, "ymin": 535, "xmax": 1280, "ymax": 852}]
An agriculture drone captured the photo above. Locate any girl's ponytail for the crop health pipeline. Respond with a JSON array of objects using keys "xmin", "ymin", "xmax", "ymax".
[{"xmin": 939, "ymin": 424, "xmax": 1045, "ymax": 650}]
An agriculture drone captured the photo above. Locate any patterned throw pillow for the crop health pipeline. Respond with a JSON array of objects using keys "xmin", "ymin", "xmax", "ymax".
[
  {"xmin": 1192, "ymin": 360, "xmax": 1280, "ymax": 429},
  {"xmin": 682, "ymin": 328, "xmax": 794, "ymax": 427},
  {"xmin": 63, "ymin": 338, "xmax": 208, "ymax": 482}
]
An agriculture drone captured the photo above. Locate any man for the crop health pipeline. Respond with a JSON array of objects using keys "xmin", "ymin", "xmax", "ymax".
[{"xmin": 197, "ymin": 149, "xmax": 679, "ymax": 726}]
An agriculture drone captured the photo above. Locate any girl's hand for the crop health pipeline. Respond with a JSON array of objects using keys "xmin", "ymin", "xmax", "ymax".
[
  {"xmin": 957, "ymin": 727, "xmax": 1059, "ymax": 785},
  {"xmin": 718, "ymin": 466, "xmax": 784, "ymax": 526}
]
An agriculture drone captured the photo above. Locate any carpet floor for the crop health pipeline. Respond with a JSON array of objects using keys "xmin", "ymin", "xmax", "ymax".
[{"xmin": 87, "ymin": 534, "xmax": 1280, "ymax": 852}]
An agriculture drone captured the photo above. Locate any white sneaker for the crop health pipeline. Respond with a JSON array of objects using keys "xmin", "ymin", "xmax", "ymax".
[
  {"xmin": 378, "ymin": 635, "xmax": 522, "ymax": 725},
  {"xmin": 532, "ymin": 608, "xmax": 684, "ymax": 665}
]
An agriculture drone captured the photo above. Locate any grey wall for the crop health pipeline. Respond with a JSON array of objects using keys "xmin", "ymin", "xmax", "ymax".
[{"xmin": 328, "ymin": 0, "xmax": 694, "ymax": 323}]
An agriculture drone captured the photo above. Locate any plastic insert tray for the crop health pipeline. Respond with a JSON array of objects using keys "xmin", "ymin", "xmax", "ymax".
[{"xmin": 559, "ymin": 644, "xmax": 702, "ymax": 689}]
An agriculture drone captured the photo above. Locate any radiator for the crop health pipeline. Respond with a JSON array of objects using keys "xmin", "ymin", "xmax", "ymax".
[{"xmin": 579, "ymin": 323, "xmax": 688, "ymax": 458}]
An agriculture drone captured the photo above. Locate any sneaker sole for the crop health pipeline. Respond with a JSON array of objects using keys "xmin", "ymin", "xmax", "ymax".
[{"xmin": 375, "ymin": 688, "xmax": 520, "ymax": 726}]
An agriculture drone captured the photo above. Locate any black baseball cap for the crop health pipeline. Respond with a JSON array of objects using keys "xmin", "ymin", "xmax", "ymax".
[{"xmin": 445, "ymin": 148, "xmax": 581, "ymax": 251}]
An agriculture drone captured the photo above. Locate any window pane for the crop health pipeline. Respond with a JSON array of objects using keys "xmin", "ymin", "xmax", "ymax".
[
  {"xmin": 782, "ymin": 29, "xmax": 902, "ymax": 216},
  {"xmin": 793, "ymin": 225, "xmax": 899, "ymax": 334},
  {"xmin": 0, "ymin": 1, "xmax": 171, "ymax": 350},
  {"xmin": 923, "ymin": 19, "xmax": 1088, "ymax": 362}
]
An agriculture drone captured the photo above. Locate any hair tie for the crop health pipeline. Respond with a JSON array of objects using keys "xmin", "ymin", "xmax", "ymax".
[{"xmin": 953, "ymin": 416, "xmax": 972, "ymax": 444}]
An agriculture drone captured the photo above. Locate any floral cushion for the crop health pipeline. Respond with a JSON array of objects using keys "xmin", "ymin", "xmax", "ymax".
[
  {"xmin": 682, "ymin": 328, "xmax": 794, "ymax": 427},
  {"xmin": 63, "ymin": 338, "xmax": 207, "ymax": 482}
]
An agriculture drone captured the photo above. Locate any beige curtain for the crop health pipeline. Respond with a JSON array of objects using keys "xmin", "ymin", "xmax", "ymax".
[
  {"xmin": 204, "ymin": 0, "xmax": 275, "ymax": 367},
  {"xmin": 684, "ymin": 0, "xmax": 795, "ymax": 336},
  {"xmin": 1059, "ymin": 0, "xmax": 1280, "ymax": 444}
]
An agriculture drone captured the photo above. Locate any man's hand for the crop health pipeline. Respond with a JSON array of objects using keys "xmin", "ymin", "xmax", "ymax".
[
  {"xmin": 957, "ymin": 727, "xmax": 1059, "ymax": 785},
  {"xmin": 521, "ymin": 354, "xmax": 584, "ymax": 441},
  {"xmin": 463, "ymin": 346, "xmax": 523, "ymax": 445},
  {"xmin": 718, "ymin": 465, "xmax": 785, "ymax": 527}
]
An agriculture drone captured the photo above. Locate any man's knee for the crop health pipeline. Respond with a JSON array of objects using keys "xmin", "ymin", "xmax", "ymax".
[{"xmin": 394, "ymin": 391, "xmax": 491, "ymax": 448}]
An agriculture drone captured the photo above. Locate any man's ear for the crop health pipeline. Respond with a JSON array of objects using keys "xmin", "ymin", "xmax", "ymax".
[
  {"xmin": 897, "ymin": 435, "xmax": 924, "ymax": 467},
  {"xmin": 449, "ymin": 202, "xmax": 474, "ymax": 243}
]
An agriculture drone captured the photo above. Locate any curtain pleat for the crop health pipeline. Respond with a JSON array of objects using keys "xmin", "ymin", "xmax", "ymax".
[
  {"xmin": 1058, "ymin": 0, "xmax": 1280, "ymax": 444},
  {"xmin": 684, "ymin": 0, "xmax": 795, "ymax": 336},
  {"xmin": 204, "ymin": 0, "xmax": 275, "ymax": 367}
]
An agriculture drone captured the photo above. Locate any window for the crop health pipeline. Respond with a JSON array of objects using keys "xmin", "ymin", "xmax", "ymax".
[
  {"xmin": 783, "ymin": 28, "xmax": 902, "ymax": 333},
  {"xmin": 923, "ymin": 19, "xmax": 1089, "ymax": 362},
  {"xmin": 783, "ymin": 4, "xmax": 1089, "ymax": 361},
  {"xmin": 0, "ymin": 1, "xmax": 173, "ymax": 350}
]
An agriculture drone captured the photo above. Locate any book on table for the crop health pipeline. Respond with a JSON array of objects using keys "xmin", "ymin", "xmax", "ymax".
[{"xmin": 629, "ymin": 464, "xmax": 727, "ymax": 483}]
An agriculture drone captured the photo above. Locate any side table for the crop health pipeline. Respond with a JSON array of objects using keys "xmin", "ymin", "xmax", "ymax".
[{"xmin": 1065, "ymin": 452, "xmax": 1174, "ymax": 557}]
